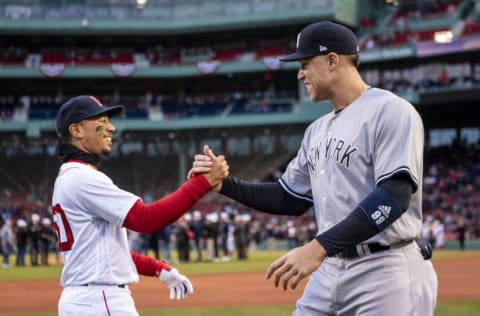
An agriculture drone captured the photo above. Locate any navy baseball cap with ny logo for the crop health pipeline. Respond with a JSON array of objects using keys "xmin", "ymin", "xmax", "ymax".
[
  {"xmin": 280, "ymin": 21, "xmax": 359, "ymax": 62},
  {"xmin": 56, "ymin": 95, "xmax": 124, "ymax": 137}
]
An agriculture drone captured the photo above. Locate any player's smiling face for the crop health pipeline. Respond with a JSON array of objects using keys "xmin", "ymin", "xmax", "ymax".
[
  {"xmin": 297, "ymin": 55, "xmax": 331, "ymax": 102},
  {"xmin": 72, "ymin": 114, "xmax": 116, "ymax": 156}
]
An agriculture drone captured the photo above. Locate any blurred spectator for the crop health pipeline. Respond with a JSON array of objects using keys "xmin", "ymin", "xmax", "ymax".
[
  {"xmin": 128, "ymin": 230, "xmax": 143, "ymax": 253},
  {"xmin": 175, "ymin": 216, "xmax": 192, "ymax": 263},
  {"xmin": 1, "ymin": 220, "xmax": 14, "ymax": 268},
  {"xmin": 39, "ymin": 217, "xmax": 58, "ymax": 266},
  {"xmin": 218, "ymin": 212, "xmax": 232, "ymax": 261},
  {"xmin": 456, "ymin": 217, "xmax": 467, "ymax": 250},
  {"xmin": 286, "ymin": 220, "xmax": 298, "ymax": 250},
  {"xmin": 147, "ymin": 230, "xmax": 161, "ymax": 260},
  {"xmin": 28, "ymin": 213, "xmax": 42, "ymax": 266},
  {"xmin": 204, "ymin": 212, "xmax": 219, "ymax": 262},
  {"xmin": 190, "ymin": 210, "xmax": 204, "ymax": 262},
  {"xmin": 158, "ymin": 225, "xmax": 172, "ymax": 263},
  {"xmin": 15, "ymin": 219, "xmax": 29, "ymax": 267},
  {"xmin": 248, "ymin": 216, "xmax": 262, "ymax": 251},
  {"xmin": 233, "ymin": 213, "xmax": 250, "ymax": 260}
]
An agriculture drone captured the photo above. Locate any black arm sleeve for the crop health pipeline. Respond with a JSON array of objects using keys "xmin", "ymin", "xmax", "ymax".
[
  {"xmin": 316, "ymin": 174, "xmax": 413, "ymax": 256},
  {"xmin": 219, "ymin": 176, "xmax": 312, "ymax": 216}
]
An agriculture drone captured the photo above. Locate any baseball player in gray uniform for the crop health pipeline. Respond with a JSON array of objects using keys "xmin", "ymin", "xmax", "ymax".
[
  {"xmin": 190, "ymin": 21, "xmax": 438, "ymax": 315},
  {"xmin": 52, "ymin": 95, "xmax": 229, "ymax": 315}
]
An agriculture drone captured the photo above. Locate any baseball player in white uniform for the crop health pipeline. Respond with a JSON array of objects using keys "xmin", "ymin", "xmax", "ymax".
[
  {"xmin": 191, "ymin": 21, "xmax": 438, "ymax": 315},
  {"xmin": 52, "ymin": 95, "xmax": 229, "ymax": 316}
]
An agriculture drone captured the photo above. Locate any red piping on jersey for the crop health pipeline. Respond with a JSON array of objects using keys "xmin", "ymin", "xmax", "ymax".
[
  {"xmin": 123, "ymin": 174, "xmax": 211, "ymax": 234},
  {"xmin": 102, "ymin": 291, "xmax": 111, "ymax": 316},
  {"xmin": 131, "ymin": 251, "xmax": 171, "ymax": 277}
]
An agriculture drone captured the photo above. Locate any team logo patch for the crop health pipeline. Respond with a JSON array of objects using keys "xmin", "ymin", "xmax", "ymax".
[
  {"xmin": 371, "ymin": 205, "xmax": 391, "ymax": 227},
  {"xmin": 319, "ymin": 45, "xmax": 328, "ymax": 52},
  {"xmin": 378, "ymin": 205, "xmax": 391, "ymax": 218}
]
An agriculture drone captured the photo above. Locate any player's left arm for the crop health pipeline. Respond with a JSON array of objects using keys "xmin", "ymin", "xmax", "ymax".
[
  {"xmin": 264, "ymin": 175, "xmax": 412, "ymax": 291},
  {"xmin": 315, "ymin": 173, "xmax": 413, "ymax": 256},
  {"xmin": 130, "ymin": 251, "xmax": 193, "ymax": 300},
  {"xmin": 123, "ymin": 175, "xmax": 212, "ymax": 233}
]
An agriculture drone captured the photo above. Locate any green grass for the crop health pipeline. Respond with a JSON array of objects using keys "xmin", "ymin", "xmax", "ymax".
[
  {"xmin": 1, "ymin": 250, "xmax": 479, "ymax": 316},
  {"xmin": 430, "ymin": 250, "xmax": 478, "ymax": 260},
  {"xmin": 1, "ymin": 302, "xmax": 479, "ymax": 316},
  {"xmin": 141, "ymin": 301, "xmax": 480, "ymax": 316},
  {"xmin": 0, "ymin": 250, "xmax": 286, "ymax": 281},
  {"xmin": 140, "ymin": 306, "xmax": 294, "ymax": 316},
  {"xmin": 434, "ymin": 301, "xmax": 480, "ymax": 316},
  {"xmin": 0, "ymin": 264, "xmax": 62, "ymax": 281},
  {"xmin": 0, "ymin": 249, "xmax": 476, "ymax": 281}
]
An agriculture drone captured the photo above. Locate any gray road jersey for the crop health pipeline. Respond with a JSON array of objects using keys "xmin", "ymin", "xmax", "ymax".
[{"xmin": 280, "ymin": 88, "xmax": 424, "ymax": 245}]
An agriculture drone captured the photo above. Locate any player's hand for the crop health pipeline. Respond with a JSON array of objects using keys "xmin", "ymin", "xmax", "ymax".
[
  {"xmin": 159, "ymin": 267, "xmax": 194, "ymax": 300},
  {"xmin": 190, "ymin": 145, "xmax": 229, "ymax": 192},
  {"xmin": 187, "ymin": 145, "xmax": 214, "ymax": 179},
  {"xmin": 266, "ymin": 239, "xmax": 327, "ymax": 290}
]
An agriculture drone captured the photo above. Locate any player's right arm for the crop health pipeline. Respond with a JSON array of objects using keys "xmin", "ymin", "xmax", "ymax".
[
  {"xmin": 123, "ymin": 152, "xmax": 229, "ymax": 233},
  {"xmin": 131, "ymin": 251, "xmax": 193, "ymax": 300},
  {"xmin": 190, "ymin": 145, "xmax": 312, "ymax": 216},
  {"xmin": 220, "ymin": 176, "xmax": 312, "ymax": 216}
]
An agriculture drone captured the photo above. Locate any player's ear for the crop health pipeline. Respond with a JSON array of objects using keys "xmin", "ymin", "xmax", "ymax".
[
  {"xmin": 327, "ymin": 53, "xmax": 338, "ymax": 70},
  {"xmin": 68, "ymin": 123, "xmax": 82, "ymax": 137}
]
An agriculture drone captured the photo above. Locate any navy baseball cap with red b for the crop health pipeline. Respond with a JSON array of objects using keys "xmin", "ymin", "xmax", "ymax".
[
  {"xmin": 280, "ymin": 21, "xmax": 359, "ymax": 62},
  {"xmin": 56, "ymin": 95, "xmax": 124, "ymax": 137}
]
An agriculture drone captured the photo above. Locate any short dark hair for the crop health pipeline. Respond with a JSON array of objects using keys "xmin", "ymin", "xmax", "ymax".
[{"xmin": 348, "ymin": 54, "xmax": 360, "ymax": 69}]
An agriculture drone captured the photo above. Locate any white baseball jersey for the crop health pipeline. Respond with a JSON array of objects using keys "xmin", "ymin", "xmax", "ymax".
[
  {"xmin": 280, "ymin": 87, "xmax": 424, "ymax": 245},
  {"xmin": 52, "ymin": 161, "xmax": 140, "ymax": 287}
]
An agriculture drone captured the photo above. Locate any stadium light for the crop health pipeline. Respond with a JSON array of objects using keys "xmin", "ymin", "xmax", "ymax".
[
  {"xmin": 137, "ymin": 0, "xmax": 147, "ymax": 9},
  {"xmin": 434, "ymin": 30, "xmax": 453, "ymax": 43},
  {"xmin": 384, "ymin": 0, "xmax": 400, "ymax": 5}
]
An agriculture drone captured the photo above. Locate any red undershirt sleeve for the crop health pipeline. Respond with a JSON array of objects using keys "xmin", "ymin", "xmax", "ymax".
[
  {"xmin": 123, "ymin": 174, "xmax": 212, "ymax": 233},
  {"xmin": 130, "ymin": 251, "xmax": 171, "ymax": 277}
]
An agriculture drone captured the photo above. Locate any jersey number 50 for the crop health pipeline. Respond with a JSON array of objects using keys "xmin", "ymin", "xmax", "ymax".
[{"xmin": 52, "ymin": 204, "xmax": 74, "ymax": 251}]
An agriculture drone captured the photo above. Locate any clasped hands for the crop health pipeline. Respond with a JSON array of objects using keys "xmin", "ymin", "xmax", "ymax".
[
  {"xmin": 189, "ymin": 145, "xmax": 327, "ymax": 290},
  {"xmin": 188, "ymin": 145, "xmax": 229, "ymax": 192}
]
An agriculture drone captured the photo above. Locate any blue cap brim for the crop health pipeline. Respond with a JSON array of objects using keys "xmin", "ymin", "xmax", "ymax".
[
  {"xmin": 279, "ymin": 52, "xmax": 318, "ymax": 62},
  {"xmin": 85, "ymin": 105, "xmax": 124, "ymax": 120}
]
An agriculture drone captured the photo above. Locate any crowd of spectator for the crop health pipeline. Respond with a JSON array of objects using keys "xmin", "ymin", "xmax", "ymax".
[
  {"xmin": 361, "ymin": 61, "xmax": 480, "ymax": 96},
  {"xmin": 387, "ymin": 0, "xmax": 461, "ymax": 25},
  {"xmin": 0, "ymin": 0, "xmax": 478, "ymax": 66},
  {"xmin": 0, "ymin": 88, "xmax": 296, "ymax": 122},
  {"xmin": 2, "ymin": 59, "xmax": 479, "ymax": 122},
  {"xmin": 420, "ymin": 141, "xmax": 480, "ymax": 250},
  {"xmin": 0, "ymin": 141, "xmax": 479, "ymax": 267},
  {"xmin": 127, "ymin": 203, "xmax": 317, "ymax": 265},
  {"xmin": 357, "ymin": 0, "xmax": 480, "ymax": 50},
  {"xmin": 1, "ymin": 0, "xmax": 331, "ymax": 20},
  {"xmin": 1, "ymin": 212, "xmax": 58, "ymax": 268}
]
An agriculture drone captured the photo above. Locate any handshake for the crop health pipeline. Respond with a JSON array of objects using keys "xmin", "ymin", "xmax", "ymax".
[{"xmin": 188, "ymin": 145, "xmax": 229, "ymax": 192}]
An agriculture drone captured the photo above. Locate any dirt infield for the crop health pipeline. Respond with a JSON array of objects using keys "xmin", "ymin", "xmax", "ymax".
[{"xmin": 1, "ymin": 253, "xmax": 480, "ymax": 314}]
